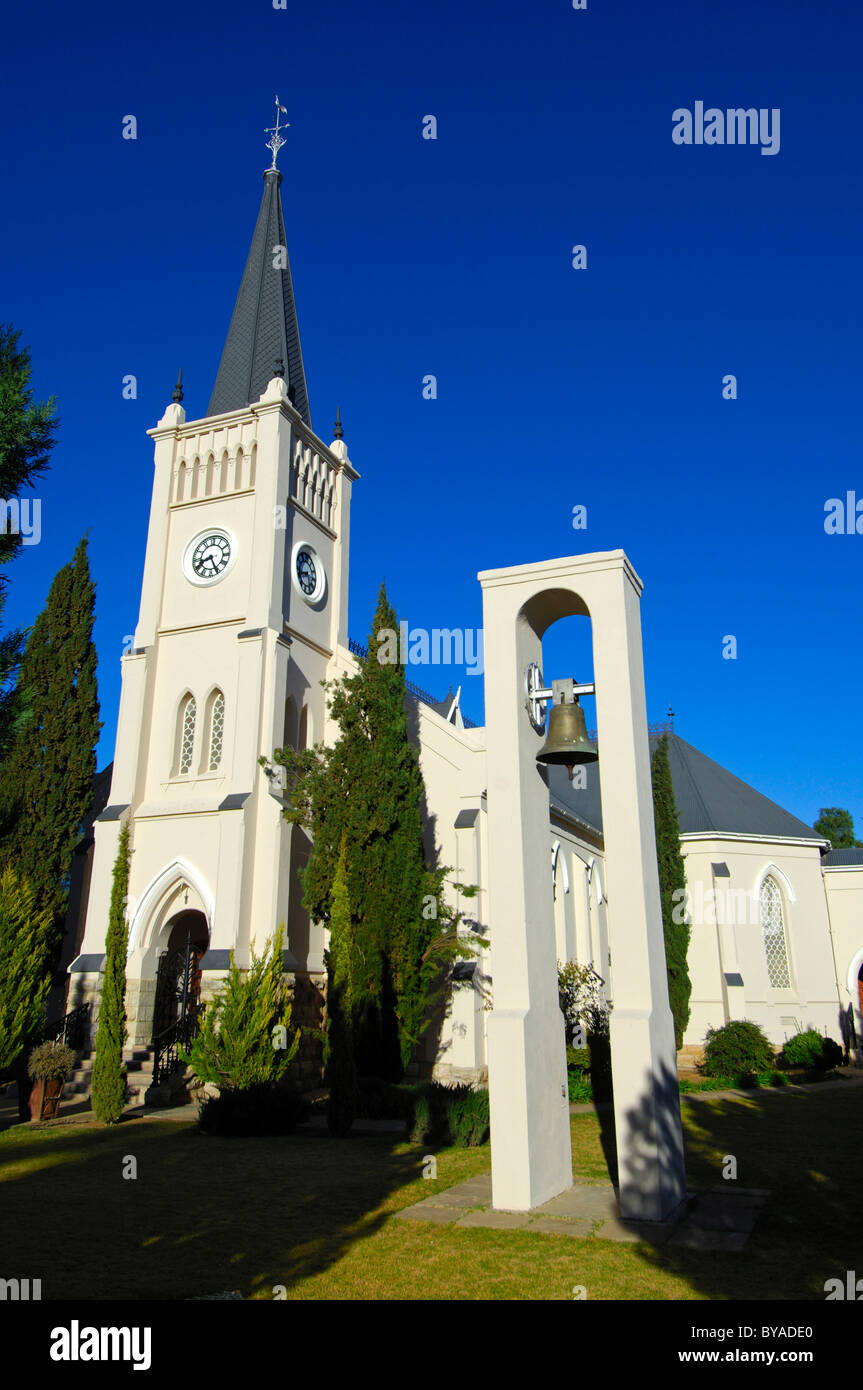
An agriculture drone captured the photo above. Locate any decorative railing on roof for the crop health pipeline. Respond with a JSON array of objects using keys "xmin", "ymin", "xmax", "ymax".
[{"xmin": 347, "ymin": 638, "xmax": 480, "ymax": 729}]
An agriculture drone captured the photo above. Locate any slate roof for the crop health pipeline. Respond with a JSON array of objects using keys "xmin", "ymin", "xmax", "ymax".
[
  {"xmin": 547, "ymin": 733, "xmax": 819, "ymax": 842},
  {"xmin": 822, "ymin": 848, "xmax": 863, "ymax": 866},
  {"xmin": 207, "ymin": 169, "xmax": 311, "ymax": 424}
]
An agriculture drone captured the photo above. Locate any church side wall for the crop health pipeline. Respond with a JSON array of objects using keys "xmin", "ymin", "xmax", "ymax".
[{"xmin": 680, "ymin": 837, "xmax": 842, "ymax": 1051}]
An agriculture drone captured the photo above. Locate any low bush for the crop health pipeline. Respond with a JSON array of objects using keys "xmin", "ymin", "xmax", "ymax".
[
  {"xmin": 567, "ymin": 1072, "xmax": 593, "ymax": 1102},
  {"xmin": 406, "ymin": 1082, "xmax": 490, "ymax": 1147},
  {"xmin": 197, "ymin": 1084, "xmax": 307, "ymax": 1136},
  {"xmin": 701, "ymin": 1020, "xmax": 775, "ymax": 1078},
  {"xmin": 28, "ymin": 1042, "xmax": 77, "ymax": 1082},
  {"xmin": 449, "ymin": 1087, "xmax": 490, "ymax": 1147},
  {"xmin": 567, "ymin": 1045, "xmax": 591, "ymax": 1073},
  {"xmin": 409, "ymin": 1091, "xmax": 434, "ymax": 1145},
  {"xmin": 780, "ymin": 1029, "xmax": 843, "ymax": 1071}
]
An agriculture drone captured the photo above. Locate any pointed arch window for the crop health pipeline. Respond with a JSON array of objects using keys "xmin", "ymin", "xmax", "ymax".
[
  {"xmin": 177, "ymin": 695, "xmax": 197, "ymax": 776},
  {"xmin": 207, "ymin": 690, "xmax": 225, "ymax": 772},
  {"xmin": 760, "ymin": 876, "xmax": 791, "ymax": 987}
]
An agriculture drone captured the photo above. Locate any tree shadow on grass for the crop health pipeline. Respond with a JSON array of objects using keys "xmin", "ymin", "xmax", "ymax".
[
  {"xmin": 593, "ymin": 1058, "xmax": 863, "ymax": 1300},
  {"xmin": 0, "ymin": 1117, "xmax": 428, "ymax": 1300}
]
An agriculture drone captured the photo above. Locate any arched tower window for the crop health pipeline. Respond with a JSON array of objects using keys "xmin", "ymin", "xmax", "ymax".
[
  {"xmin": 207, "ymin": 690, "xmax": 225, "ymax": 772},
  {"xmin": 760, "ymin": 875, "xmax": 791, "ymax": 987},
  {"xmin": 176, "ymin": 694, "xmax": 197, "ymax": 776}
]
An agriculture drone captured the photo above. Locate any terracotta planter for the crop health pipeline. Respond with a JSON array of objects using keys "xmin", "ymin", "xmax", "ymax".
[{"xmin": 29, "ymin": 1077, "xmax": 64, "ymax": 1121}]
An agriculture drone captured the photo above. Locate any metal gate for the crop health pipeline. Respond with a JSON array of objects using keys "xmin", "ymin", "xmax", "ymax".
[{"xmin": 151, "ymin": 935, "xmax": 204, "ymax": 1084}]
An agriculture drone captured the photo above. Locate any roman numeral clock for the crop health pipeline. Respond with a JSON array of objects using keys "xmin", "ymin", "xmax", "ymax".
[{"xmin": 182, "ymin": 528, "xmax": 237, "ymax": 586}]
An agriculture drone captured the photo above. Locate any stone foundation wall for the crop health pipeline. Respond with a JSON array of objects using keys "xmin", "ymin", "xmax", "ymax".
[
  {"xmin": 65, "ymin": 973, "xmax": 102, "ymax": 1049},
  {"xmin": 430, "ymin": 1062, "xmax": 489, "ymax": 1087},
  {"xmin": 125, "ymin": 977, "xmax": 157, "ymax": 1047}
]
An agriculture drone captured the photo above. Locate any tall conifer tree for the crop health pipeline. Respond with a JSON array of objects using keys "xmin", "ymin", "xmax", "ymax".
[
  {"xmin": 2, "ymin": 537, "xmax": 100, "ymax": 952},
  {"xmin": 90, "ymin": 823, "xmax": 130, "ymax": 1124},
  {"xmin": 325, "ymin": 836, "xmax": 358, "ymax": 1135},
  {"xmin": 0, "ymin": 324, "xmax": 59, "ymax": 762},
  {"xmin": 0, "ymin": 865, "xmax": 53, "ymax": 1072},
  {"xmin": 274, "ymin": 583, "xmax": 470, "ymax": 1079},
  {"xmin": 651, "ymin": 734, "xmax": 691, "ymax": 1049}
]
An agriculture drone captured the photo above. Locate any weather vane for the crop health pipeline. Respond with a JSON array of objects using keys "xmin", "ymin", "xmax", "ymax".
[{"xmin": 265, "ymin": 96, "xmax": 289, "ymax": 170}]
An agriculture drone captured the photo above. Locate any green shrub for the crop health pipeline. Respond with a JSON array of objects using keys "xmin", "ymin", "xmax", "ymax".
[
  {"xmin": 197, "ymin": 1084, "xmax": 307, "ymax": 1136},
  {"xmin": 566, "ymin": 1045, "xmax": 591, "ymax": 1072},
  {"xmin": 770, "ymin": 1070, "xmax": 788, "ymax": 1087},
  {"xmin": 409, "ymin": 1092, "xmax": 434, "ymax": 1144},
  {"xmin": 447, "ymin": 1087, "xmax": 490, "ymax": 1147},
  {"xmin": 28, "ymin": 1042, "xmax": 76, "ymax": 1081},
  {"xmin": 567, "ymin": 1072, "xmax": 593, "ymax": 1102},
  {"xmin": 780, "ymin": 1028, "xmax": 842, "ymax": 1071},
  {"xmin": 701, "ymin": 1020, "xmax": 775, "ymax": 1078},
  {"xmin": 179, "ymin": 926, "xmax": 299, "ymax": 1090},
  {"xmin": 405, "ymin": 1083, "xmax": 490, "ymax": 1147}
]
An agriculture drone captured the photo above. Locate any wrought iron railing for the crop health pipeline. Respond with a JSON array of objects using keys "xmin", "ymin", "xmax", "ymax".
[
  {"xmin": 348, "ymin": 637, "xmax": 481, "ymax": 729},
  {"xmin": 151, "ymin": 1005, "xmax": 204, "ymax": 1087},
  {"xmin": 43, "ymin": 1002, "xmax": 91, "ymax": 1052}
]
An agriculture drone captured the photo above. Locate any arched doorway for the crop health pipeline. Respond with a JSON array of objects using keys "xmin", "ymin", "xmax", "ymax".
[{"xmin": 151, "ymin": 910, "xmax": 209, "ymax": 1077}]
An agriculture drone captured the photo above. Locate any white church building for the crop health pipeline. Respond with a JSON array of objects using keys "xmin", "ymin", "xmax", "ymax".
[{"xmin": 63, "ymin": 140, "xmax": 863, "ymax": 1093}]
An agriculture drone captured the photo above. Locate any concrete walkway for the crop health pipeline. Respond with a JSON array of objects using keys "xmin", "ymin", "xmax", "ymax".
[{"xmin": 394, "ymin": 1172, "xmax": 769, "ymax": 1250}]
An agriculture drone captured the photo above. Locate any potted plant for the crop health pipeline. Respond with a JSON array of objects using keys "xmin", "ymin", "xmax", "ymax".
[{"xmin": 27, "ymin": 1042, "xmax": 77, "ymax": 1121}]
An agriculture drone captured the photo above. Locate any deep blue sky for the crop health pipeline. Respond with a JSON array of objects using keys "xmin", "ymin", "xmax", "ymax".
[{"xmin": 2, "ymin": 0, "xmax": 861, "ymax": 830}]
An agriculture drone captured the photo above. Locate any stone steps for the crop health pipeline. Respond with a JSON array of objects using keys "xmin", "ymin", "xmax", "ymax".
[{"xmin": 66, "ymin": 1046, "xmax": 156, "ymax": 1100}]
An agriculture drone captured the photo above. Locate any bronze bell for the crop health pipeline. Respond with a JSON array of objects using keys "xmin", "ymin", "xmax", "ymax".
[{"xmin": 536, "ymin": 698, "xmax": 598, "ymax": 779}]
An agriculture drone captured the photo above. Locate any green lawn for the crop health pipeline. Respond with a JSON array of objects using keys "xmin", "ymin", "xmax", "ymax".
[{"xmin": 1, "ymin": 1085, "xmax": 860, "ymax": 1300}]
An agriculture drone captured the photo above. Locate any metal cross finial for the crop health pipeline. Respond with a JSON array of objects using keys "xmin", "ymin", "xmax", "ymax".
[{"xmin": 265, "ymin": 96, "xmax": 290, "ymax": 170}]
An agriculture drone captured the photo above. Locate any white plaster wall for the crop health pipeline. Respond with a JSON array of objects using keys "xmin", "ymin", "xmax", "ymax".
[{"xmin": 680, "ymin": 837, "xmax": 842, "ymax": 1048}]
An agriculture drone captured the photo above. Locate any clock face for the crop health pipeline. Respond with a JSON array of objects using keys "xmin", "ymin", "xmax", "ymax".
[
  {"xmin": 296, "ymin": 549, "xmax": 317, "ymax": 596},
  {"xmin": 191, "ymin": 533, "xmax": 231, "ymax": 580}
]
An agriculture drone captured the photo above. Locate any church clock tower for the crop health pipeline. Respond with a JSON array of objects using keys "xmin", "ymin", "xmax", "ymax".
[{"xmin": 71, "ymin": 112, "xmax": 358, "ymax": 1052}]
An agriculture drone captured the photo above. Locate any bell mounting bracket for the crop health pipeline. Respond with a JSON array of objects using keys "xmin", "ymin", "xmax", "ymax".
[{"xmin": 525, "ymin": 661, "xmax": 595, "ymax": 732}]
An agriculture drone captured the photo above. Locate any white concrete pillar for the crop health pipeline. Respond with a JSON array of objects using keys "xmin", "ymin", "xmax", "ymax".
[{"xmin": 479, "ymin": 551, "xmax": 686, "ymax": 1221}]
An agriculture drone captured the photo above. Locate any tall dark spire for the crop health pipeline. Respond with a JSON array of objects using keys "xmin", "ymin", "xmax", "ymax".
[{"xmin": 207, "ymin": 168, "xmax": 311, "ymax": 424}]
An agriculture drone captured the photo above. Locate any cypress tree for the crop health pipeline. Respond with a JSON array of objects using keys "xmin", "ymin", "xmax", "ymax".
[
  {"xmin": 0, "ymin": 865, "xmax": 53, "ymax": 1072},
  {"xmin": 0, "ymin": 324, "xmax": 59, "ymax": 764},
  {"xmin": 651, "ymin": 734, "xmax": 691, "ymax": 1050},
  {"xmin": 273, "ymin": 583, "xmax": 470, "ymax": 1079},
  {"xmin": 1, "ymin": 537, "xmax": 101, "ymax": 952},
  {"xmin": 90, "ymin": 823, "xmax": 130, "ymax": 1124},
  {"xmin": 325, "ymin": 836, "xmax": 358, "ymax": 1136}
]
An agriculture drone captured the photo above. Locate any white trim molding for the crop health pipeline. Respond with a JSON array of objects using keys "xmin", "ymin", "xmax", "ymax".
[{"xmin": 127, "ymin": 856, "xmax": 215, "ymax": 958}]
